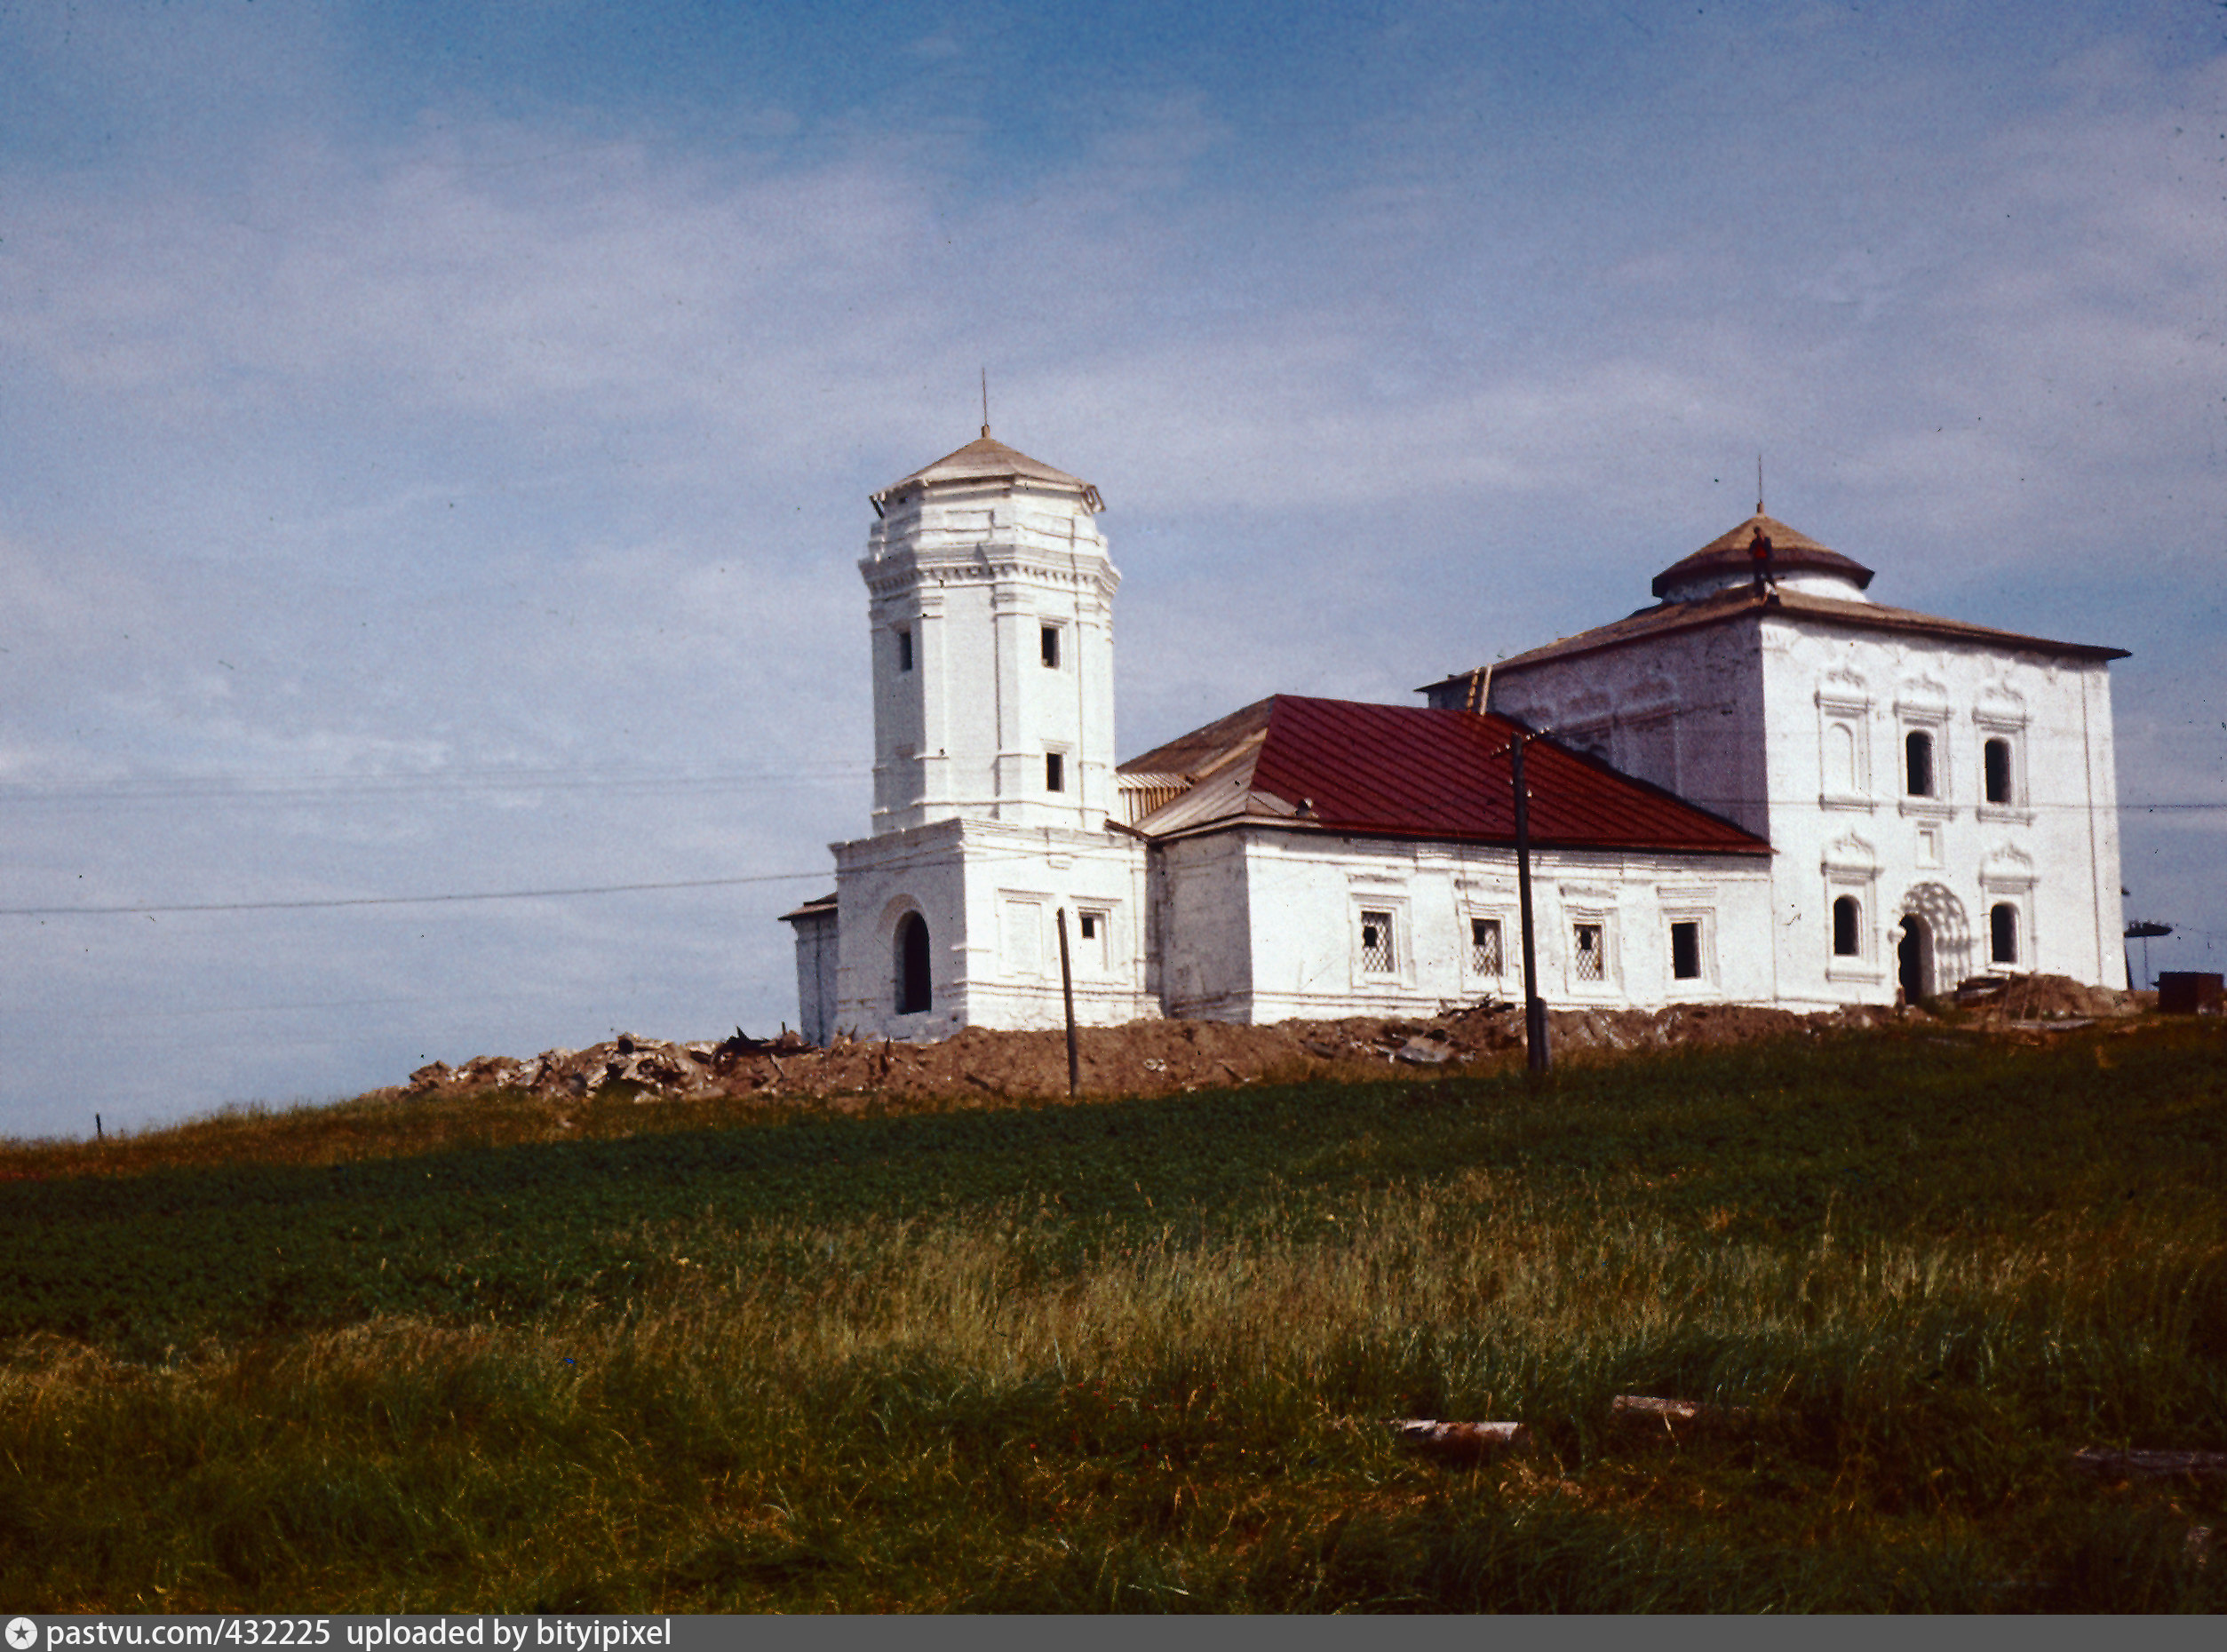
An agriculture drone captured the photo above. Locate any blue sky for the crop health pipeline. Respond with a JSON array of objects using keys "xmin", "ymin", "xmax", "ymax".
[{"xmin": 3, "ymin": 0, "xmax": 2223, "ymax": 1138}]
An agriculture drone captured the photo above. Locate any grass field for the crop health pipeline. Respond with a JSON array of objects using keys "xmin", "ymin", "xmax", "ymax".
[{"xmin": 3, "ymin": 1018, "xmax": 2223, "ymax": 1611}]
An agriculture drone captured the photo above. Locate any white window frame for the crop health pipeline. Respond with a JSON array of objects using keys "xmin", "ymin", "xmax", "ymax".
[
  {"xmin": 1561, "ymin": 907, "xmax": 1619, "ymax": 998},
  {"xmin": 1662, "ymin": 909, "xmax": 1720, "ymax": 997},
  {"xmin": 1463, "ymin": 907, "xmax": 1512, "ymax": 989},
  {"xmin": 1978, "ymin": 862, "xmax": 2038, "ymax": 976},
  {"xmin": 1973, "ymin": 711, "xmax": 2034, "ymax": 824},
  {"xmin": 1897, "ymin": 697, "xmax": 1953, "ymax": 821},
  {"xmin": 1821, "ymin": 833, "xmax": 1885, "ymax": 985},
  {"xmin": 998, "ymin": 894, "xmax": 1048, "ymax": 981},
  {"xmin": 1071, "ymin": 904, "xmax": 1115, "ymax": 973},
  {"xmin": 1816, "ymin": 684, "xmax": 1874, "ymax": 812},
  {"xmin": 1349, "ymin": 894, "xmax": 1413, "ymax": 989}
]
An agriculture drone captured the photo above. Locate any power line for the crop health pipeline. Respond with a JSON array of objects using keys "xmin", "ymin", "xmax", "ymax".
[{"xmin": 0, "ymin": 870, "xmax": 830, "ymax": 917}]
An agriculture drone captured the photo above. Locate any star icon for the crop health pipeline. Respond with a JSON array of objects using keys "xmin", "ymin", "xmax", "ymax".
[{"xmin": 6, "ymin": 1618, "xmax": 38, "ymax": 1650}]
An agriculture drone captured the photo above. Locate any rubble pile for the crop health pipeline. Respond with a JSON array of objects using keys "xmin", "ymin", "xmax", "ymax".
[{"xmin": 392, "ymin": 984, "xmax": 2130, "ymax": 1109}]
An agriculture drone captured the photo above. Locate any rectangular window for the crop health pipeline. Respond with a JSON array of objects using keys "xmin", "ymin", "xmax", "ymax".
[
  {"xmin": 895, "ymin": 626, "xmax": 913, "ymax": 672},
  {"xmin": 1075, "ymin": 909, "xmax": 1109, "ymax": 969},
  {"xmin": 1041, "ymin": 624, "xmax": 1061, "ymax": 669},
  {"xmin": 1573, "ymin": 923, "xmax": 1604, "ymax": 982},
  {"xmin": 1990, "ymin": 902, "xmax": 2019, "ymax": 965},
  {"xmin": 1670, "ymin": 920, "xmax": 1701, "ymax": 980},
  {"xmin": 1045, "ymin": 751, "xmax": 1065, "ymax": 793},
  {"xmin": 1984, "ymin": 737, "xmax": 2013, "ymax": 805},
  {"xmin": 1905, "ymin": 729, "xmax": 1935, "ymax": 797},
  {"xmin": 1470, "ymin": 917, "xmax": 1503, "ymax": 975},
  {"xmin": 1360, "ymin": 909, "xmax": 1396, "ymax": 973}
]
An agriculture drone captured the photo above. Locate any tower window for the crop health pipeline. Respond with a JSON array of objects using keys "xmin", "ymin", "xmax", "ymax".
[
  {"xmin": 1905, "ymin": 730, "xmax": 1935, "ymax": 797},
  {"xmin": 1573, "ymin": 923, "xmax": 1605, "ymax": 981},
  {"xmin": 1041, "ymin": 625, "xmax": 1061, "ymax": 669},
  {"xmin": 1046, "ymin": 751, "xmax": 1065, "ymax": 793},
  {"xmin": 1078, "ymin": 912, "xmax": 1098, "ymax": 941},
  {"xmin": 1833, "ymin": 895, "xmax": 1861, "ymax": 957},
  {"xmin": 1984, "ymin": 737, "xmax": 2013, "ymax": 805},
  {"xmin": 1360, "ymin": 910, "xmax": 1395, "ymax": 973},
  {"xmin": 1470, "ymin": 917, "xmax": 1502, "ymax": 974},
  {"xmin": 1990, "ymin": 902, "xmax": 2019, "ymax": 966},
  {"xmin": 1670, "ymin": 921, "xmax": 1701, "ymax": 981},
  {"xmin": 895, "ymin": 626, "xmax": 913, "ymax": 673}
]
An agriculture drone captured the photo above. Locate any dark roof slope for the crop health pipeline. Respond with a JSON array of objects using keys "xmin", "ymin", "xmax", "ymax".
[
  {"xmin": 1651, "ymin": 512, "xmax": 1875, "ymax": 598},
  {"xmin": 871, "ymin": 433, "xmax": 1103, "ymax": 512},
  {"xmin": 1127, "ymin": 695, "xmax": 1770, "ymax": 856},
  {"xmin": 1418, "ymin": 584, "xmax": 2128, "ymax": 698},
  {"xmin": 1119, "ymin": 697, "xmax": 1277, "ymax": 779}
]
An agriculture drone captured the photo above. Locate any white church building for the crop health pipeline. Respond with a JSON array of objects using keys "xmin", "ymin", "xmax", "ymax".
[{"xmin": 782, "ymin": 432, "xmax": 2128, "ymax": 1042}]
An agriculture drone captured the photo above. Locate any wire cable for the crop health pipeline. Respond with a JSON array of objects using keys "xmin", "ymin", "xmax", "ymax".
[{"xmin": 0, "ymin": 870, "xmax": 831, "ymax": 917}]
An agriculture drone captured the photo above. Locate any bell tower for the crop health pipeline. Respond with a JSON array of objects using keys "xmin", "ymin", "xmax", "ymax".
[{"xmin": 862, "ymin": 428, "xmax": 1118, "ymax": 833}]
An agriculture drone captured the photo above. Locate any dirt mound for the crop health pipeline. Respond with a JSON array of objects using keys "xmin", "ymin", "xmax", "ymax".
[
  {"xmin": 1953, "ymin": 973, "xmax": 2139, "ymax": 1023},
  {"xmin": 401, "ymin": 996, "xmax": 1941, "ymax": 1108}
]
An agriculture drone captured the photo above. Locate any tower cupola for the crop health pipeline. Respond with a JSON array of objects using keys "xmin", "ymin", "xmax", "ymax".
[{"xmin": 1651, "ymin": 513, "xmax": 1876, "ymax": 605}]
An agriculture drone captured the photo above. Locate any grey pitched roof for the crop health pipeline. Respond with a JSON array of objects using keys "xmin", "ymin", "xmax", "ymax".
[{"xmin": 871, "ymin": 432, "xmax": 1103, "ymax": 512}]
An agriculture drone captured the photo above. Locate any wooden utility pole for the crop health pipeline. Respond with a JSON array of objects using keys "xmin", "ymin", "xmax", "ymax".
[
  {"xmin": 1056, "ymin": 907, "xmax": 1080, "ymax": 1098},
  {"xmin": 1510, "ymin": 734, "xmax": 1550, "ymax": 1074}
]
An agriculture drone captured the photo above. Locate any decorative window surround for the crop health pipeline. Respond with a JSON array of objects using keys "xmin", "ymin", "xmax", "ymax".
[
  {"xmin": 1661, "ymin": 907, "xmax": 1721, "ymax": 996},
  {"xmin": 1349, "ymin": 895, "xmax": 1413, "ymax": 989},
  {"xmin": 1559, "ymin": 898, "xmax": 1620, "ymax": 997},
  {"xmin": 1822, "ymin": 831, "xmax": 1885, "ymax": 984},
  {"xmin": 1816, "ymin": 678, "xmax": 1875, "ymax": 811}
]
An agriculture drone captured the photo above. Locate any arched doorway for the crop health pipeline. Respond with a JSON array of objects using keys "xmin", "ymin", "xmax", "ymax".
[
  {"xmin": 1897, "ymin": 914, "xmax": 1931, "ymax": 1004},
  {"xmin": 895, "ymin": 912, "xmax": 932, "ymax": 1015}
]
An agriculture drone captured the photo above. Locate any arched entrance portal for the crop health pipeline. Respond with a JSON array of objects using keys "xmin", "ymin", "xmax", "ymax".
[
  {"xmin": 895, "ymin": 912, "xmax": 933, "ymax": 1015},
  {"xmin": 1897, "ymin": 914, "xmax": 1931, "ymax": 1003}
]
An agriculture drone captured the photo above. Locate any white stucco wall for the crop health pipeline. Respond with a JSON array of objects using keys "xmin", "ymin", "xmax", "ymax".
[
  {"xmin": 1154, "ymin": 826, "xmax": 1777, "ymax": 1022},
  {"xmin": 830, "ymin": 817, "xmax": 1156, "ymax": 1039},
  {"xmin": 1479, "ymin": 600, "xmax": 2127, "ymax": 1002}
]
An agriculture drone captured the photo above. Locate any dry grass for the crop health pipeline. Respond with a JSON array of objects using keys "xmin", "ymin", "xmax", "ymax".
[{"xmin": 2, "ymin": 1020, "xmax": 2222, "ymax": 1610}]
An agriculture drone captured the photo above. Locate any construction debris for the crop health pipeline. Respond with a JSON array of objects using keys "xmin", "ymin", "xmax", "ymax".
[
  {"xmin": 394, "ymin": 976, "xmax": 2139, "ymax": 1108},
  {"xmin": 1609, "ymin": 1394, "xmax": 1754, "ymax": 1436},
  {"xmin": 1389, "ymin": 1419, "xmax": 1533, "ymax": 1463}
]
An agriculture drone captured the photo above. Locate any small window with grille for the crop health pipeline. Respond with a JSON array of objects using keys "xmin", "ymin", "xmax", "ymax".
[
  {"xmin": 1573, "ymin": 923, "xmax": 1605, "ymax": 982},
  {"xmin": 1360, "ymin": 910, "xmax": 1396, "ymax": 973},
  {"xmin": 1470, "ymin": 917, "xmax": 1502, "ymax": 975}
]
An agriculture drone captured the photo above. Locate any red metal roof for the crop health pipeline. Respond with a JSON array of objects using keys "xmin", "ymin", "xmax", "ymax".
[{"xmin": 1132, "ymin": 695, "xmax": 1770, "ymax": 856}]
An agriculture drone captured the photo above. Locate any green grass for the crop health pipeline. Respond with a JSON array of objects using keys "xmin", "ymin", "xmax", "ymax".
[{"xmin": 3, "ymin": 1021, "xmax": 2223, "ymax": 1610}]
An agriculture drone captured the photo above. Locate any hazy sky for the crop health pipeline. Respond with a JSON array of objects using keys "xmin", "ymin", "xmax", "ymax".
[{"xmin": 4, "ymin": 0, "xmax": 2223, "ymax": 1139}]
